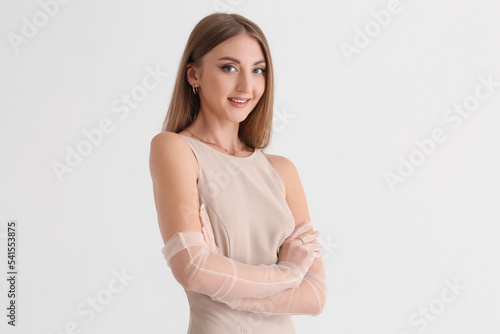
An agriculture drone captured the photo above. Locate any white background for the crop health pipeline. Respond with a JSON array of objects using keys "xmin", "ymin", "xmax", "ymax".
[{"xmin": 1, "ymin": 0, "xmax": 499, "ymax": 333}]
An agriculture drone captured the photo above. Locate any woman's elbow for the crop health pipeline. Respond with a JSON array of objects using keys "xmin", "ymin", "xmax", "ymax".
[
  {"xmin": 303, "ymin": 278, "xmax": 327, "ymax": 316},
  {"xmin": 304, "ymin": 295, "xmax": 325, "ymax": 316},
  {"xmin": 171, "ymin": 269, "xmax": 201, "ymax": 292},
  {"xmin": 312, "ymin": 297, "xmax": 326, "ymax": 316}
]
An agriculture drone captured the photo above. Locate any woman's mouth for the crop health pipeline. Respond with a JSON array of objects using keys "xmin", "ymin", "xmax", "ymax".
[{"xmin": 228, "ymin": 97, "xmax": 250, "ymax": 108}]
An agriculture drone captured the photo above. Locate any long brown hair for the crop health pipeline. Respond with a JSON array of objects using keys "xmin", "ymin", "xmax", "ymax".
[{"xmin": 161, "ymin": 13, "xmax": 274, "ymax": 150}]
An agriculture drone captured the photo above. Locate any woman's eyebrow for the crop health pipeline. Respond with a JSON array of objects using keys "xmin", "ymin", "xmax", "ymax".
[{"xmin": 217, "ymin": 56, "xmax": 266, "ymax": 65}]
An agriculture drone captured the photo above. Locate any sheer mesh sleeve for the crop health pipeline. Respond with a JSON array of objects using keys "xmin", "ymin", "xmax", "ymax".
[
  {"xmin": 161, "ymin": 205, "xmax": 322, "ymax": 300},
  {"xmin": 217, "ymin": 256, "xmax": 327, "ymax": 316},
  {"xmin": 195, "ymin": 203, "xmax": 327, "ymax": 315}
]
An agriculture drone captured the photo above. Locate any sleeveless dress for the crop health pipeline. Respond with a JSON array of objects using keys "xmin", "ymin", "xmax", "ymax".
[{"xmin": 178, "ymin": 134, "xmax": 297, "ymax": 334}]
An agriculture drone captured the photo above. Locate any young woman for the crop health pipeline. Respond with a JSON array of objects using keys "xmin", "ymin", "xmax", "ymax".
[{"xmin": 149, "ymin": 12, "xmax": 326, "ymax": 333}]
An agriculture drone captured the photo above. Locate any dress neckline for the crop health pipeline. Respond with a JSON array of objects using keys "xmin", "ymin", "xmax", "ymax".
[{"xmin": 180, "ymin": 134, "xmax": 258, "ymax": 160}]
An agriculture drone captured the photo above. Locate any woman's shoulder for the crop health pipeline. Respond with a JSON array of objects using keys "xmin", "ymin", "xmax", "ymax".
[
  {"xmin": 262, "ymin": 152, "xmax": 296, "ymax": 171},
  {"xmin": 150, "ymin": 131, "xmax": 199, "ymax": 179},
  {"xmin": 150, "ymin": 131, "xmax": 191, "ymax": 153},
  {"xmin": 151, "ymin": 130, "xmax": 183, "ymax": 143},
  {"xmin": 262, "ymin": 152, "xmax": 299, "ymax": 192}
]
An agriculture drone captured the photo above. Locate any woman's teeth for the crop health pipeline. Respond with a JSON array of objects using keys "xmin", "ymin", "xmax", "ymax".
[{"xmin": 228, "ymin": 98, "xmax": 248, "ymax": 103}]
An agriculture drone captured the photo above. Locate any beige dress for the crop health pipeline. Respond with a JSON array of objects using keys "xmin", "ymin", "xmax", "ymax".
[{"xmin": 178, "ymin": 134, "xmax": 297, "ymax": 334}]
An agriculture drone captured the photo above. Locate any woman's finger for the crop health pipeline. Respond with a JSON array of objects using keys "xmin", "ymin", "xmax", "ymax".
[
  {"xmin": 303, "ymin": 243, "xmax": 323, "ymax": 253},
  {"xmin": 297, "ymin": 230, "xmax": 320, "ymax": 244}
]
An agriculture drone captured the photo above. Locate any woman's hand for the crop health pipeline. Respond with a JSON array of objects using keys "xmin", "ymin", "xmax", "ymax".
[{"xmin": 278, "ymin": 222, "xmax": 322, "ymax": 276}]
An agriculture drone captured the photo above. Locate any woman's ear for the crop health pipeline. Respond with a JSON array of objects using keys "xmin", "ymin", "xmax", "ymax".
[{"xmin": 186, "ymin": 64, "xmax": 200, "ymax": 87}]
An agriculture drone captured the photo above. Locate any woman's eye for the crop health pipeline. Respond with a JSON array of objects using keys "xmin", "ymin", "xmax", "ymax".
[
  {"xmin": 221, "ymin": 65, "xmax": 266, "ymax": 74},
  {"xmin": 221, "ymin": 65, "xmax": 236, "ymax": 72}
]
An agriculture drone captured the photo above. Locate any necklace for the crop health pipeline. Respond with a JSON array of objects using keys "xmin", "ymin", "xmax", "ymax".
[{"xmin": 185, "ymin": 129, "xmax": 249, "ymax": 156}]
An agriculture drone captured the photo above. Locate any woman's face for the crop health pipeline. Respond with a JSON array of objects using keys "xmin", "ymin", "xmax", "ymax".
[{"xmin": 190, "ymin": 33, "xmax": 267, "ymax": 123}]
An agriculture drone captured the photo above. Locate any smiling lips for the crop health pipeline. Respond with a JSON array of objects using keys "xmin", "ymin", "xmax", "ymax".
[
  {"xmin": 227, "ymin": 97, "xmax": 251, "ymax": 108},
  {"xmin": 228, "ymin": 97, "xmax": 250, "ymax": 103}
]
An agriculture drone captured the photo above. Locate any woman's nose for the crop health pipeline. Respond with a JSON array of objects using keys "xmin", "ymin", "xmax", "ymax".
[{"xmin": 236, "ymin": 72, "xmax": 251, "ymax": 93}]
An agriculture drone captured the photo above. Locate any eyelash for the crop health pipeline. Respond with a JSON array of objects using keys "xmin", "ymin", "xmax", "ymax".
[{"xmin": 221, "ymin": 65, "xmax": 266, "ymax": 74}]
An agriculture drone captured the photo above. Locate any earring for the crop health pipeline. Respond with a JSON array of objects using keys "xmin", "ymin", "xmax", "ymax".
[{"xmin": 192, "ymin": 85, "xmax": 198, "ymax": 94}]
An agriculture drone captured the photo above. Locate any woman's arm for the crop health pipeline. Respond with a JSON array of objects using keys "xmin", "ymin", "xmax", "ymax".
[
  {"xmin": 199, "ymin": 203, "xmax": 327, "ymax": 315},
  {"xmin": 213, "ymin": 155, "xmax": 327, "ymax": 315},
  {"xmin": 150, "ymin": 133, "xmax": 320, "ymax": 299},
  {"xmin": 218, "ymin": 256, "xmax": 326, "ymax": 316}
]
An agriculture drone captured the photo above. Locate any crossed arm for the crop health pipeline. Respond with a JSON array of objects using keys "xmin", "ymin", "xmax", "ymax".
[
  {"xmin": 200, "ymin": 155, "xmax": 327, "ymax": 316},
  {"xmin": 219, "ymin": 257, "xmax": 326, "ymax": 316},
  {"xmin": 200, "ymin": 203, "xmax": 327, "ymax": 316},
  {"xmin": 151, "ymin": 134, "xmax": 327, "ymax": 316}
]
